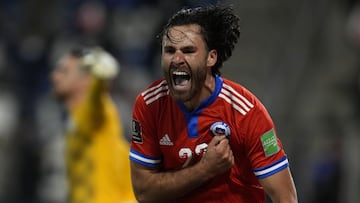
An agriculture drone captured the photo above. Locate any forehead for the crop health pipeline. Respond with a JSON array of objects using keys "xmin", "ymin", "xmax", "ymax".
[
  {"xmin": 162, "ymin": 24, "xmax": 204, "ymax": 46},
  {"xmin": 57, "ymin": 55, "xmax": 79, "ymax": 69}
]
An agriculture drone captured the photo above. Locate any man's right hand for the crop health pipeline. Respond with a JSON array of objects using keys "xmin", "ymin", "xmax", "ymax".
[{"xmin": 200, "ymin": 135, "xmax": 234, "ymax": 176}]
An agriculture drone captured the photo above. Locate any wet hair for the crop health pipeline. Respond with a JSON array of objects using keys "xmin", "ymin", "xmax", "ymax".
[{"xmin": 161, "ymin": 5, "xmax": 241, "ymax": 76}]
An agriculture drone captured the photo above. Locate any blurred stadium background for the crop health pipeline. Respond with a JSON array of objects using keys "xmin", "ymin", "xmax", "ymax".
[{"xmin": 0, "ymin": 0, "xmax": 359, "ymax": 202}]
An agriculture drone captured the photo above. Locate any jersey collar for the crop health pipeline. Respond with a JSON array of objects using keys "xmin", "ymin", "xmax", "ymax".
[{"xmin": 177, "ymin": 75, "xmax": 223, "ymax": 114}]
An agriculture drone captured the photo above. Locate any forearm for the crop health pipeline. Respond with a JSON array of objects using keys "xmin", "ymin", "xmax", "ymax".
[
  {"xmin": 131, "ymin": 136, "xmax": 234, "ymax": 202},
  {"xmin": 86, "ymin": 78, "xmax": 106, "ymax": 124},
  {"xmin": 131, "ymin": 161, "xmax": 212, "ymax": 203}
]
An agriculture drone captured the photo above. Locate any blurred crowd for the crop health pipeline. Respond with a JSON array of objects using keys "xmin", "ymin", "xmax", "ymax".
[
  {"xmin": 0, "ymin": 1, "xmax": 217, "ymax": 202},
  {"xmin": 0, "ymin": 0, "xmax": 359, "ymax": 203}
]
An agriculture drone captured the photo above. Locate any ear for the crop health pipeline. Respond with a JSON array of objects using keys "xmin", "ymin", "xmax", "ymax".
[{"xmin": 207, "ymin": 49, "xmax": 217, "ymax": 67}]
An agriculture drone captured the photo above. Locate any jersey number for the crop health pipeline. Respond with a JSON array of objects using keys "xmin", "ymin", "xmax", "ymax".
[{"xmin": 178, "ymin": 143, "xmax": 208, "ymax": 168}]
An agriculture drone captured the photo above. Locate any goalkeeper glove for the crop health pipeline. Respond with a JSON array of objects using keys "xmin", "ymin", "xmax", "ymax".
[{"xmin": 81, "ymin": 47, "xmax": 119, "ymax": 79}]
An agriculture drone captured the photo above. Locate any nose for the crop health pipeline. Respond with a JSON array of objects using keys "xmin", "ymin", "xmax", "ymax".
[
  {"xmin": 171, "ymin": 51, "xmax": 185, "ymax": 65},
  {"xmin": 50, "ymin": 68, "xmax": 60, "ymax": 83},
  {"xmin": 50, "ymin": 70, "xmax": 56, "ymax": 81}
]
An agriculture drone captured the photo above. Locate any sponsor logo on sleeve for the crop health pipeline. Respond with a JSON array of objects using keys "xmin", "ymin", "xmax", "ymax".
[
  {"xmin": 132, "ymin": 119, "xmax": 143, "ymax": 143},
  {"xmin": 260, "ymin": 128, "xmax": 280, "ymax": 157}
]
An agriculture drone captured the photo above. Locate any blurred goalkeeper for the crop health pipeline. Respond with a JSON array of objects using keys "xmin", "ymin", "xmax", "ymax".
[{"xmin": 51, "ymin": 46, "xmax": 136, "ymax": 203}]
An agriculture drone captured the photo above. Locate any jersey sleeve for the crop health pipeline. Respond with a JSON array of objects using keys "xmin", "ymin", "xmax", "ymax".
[
  {"xmin": 73, "ymin": 77, "xmax": 107, "ymax": 135},
  {"xmin": 243, "ymin": 100, "xmax": 289, "ymax": 179},
  {"xmin": 129, "ymin": 93, "xmax": 162, "ymax": 168}
]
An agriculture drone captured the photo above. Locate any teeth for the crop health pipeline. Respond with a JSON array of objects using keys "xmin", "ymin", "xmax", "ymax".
[
  {"xmin": 172, "ymin": 71, "xmax": 190, "ymax": 86},
  {"xmin": 173, "ymin": 71, "xmax": 188, "ymax": 76}
]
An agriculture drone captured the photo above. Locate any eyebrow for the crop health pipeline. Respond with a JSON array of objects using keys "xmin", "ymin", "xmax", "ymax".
[
  {"xmin": 181, "ymin": 45, "xmax": 197, "ymax": 51},
  {"xmin": 163, "ymin": 44, "xmax": 197, "ymax": 52}
]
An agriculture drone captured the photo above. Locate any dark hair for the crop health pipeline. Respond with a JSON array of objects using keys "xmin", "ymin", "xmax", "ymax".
[
  {"xmin": 161, "ymin": 5, "xmax": 241, "ymax": 76},
  {"xmin": 67, "ymin": 46, "xmax": 92, "ymax": 73},
  {"xmin": 69, "ymin": 46, "xmax": 92, "ymax": 59}
]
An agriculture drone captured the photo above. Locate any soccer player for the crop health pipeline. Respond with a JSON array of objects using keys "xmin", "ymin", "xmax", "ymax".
[
  {"xmin": 51, "ymin": 46, "xmax": 136, "ymax": 203},
  {"xmin": 129, "ymin": 5, "xmax": 298, "ymax": 203}
]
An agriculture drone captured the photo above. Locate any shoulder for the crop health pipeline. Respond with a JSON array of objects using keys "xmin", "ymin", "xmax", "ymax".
[
  {"xmin": 221, "ymin": 78, "xmax": 257, "ymax": 101},
  {"xmin": 134, "ymin": 78, "xmax": 170, "ymax": 107},
  {"xmin": 222, "ymin": 78, "xmax": 273, "ymax": 119},
  {"xmin": 219, "ymin": 78, "xmax": 260, "ymax": 116}
]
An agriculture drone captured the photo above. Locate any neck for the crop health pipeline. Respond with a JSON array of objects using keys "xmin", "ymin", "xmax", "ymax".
[
  {"xmin": 184, "ymin": 75, "xmax": 216, "ymax": 111},
  {"xmin": 204, "ymin": 74, "xmax": 215, "ymax": 94},
  {"xmin": 64, "ymin": 90, "xmax": 87, "ymax": 111}
]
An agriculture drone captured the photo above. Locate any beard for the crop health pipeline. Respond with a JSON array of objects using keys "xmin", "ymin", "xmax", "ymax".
[{"xmin": 165, "ymin": 63, "xmax": 207, "ymax": 105}]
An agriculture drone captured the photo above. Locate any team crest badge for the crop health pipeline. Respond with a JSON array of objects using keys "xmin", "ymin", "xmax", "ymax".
[{"xmin": 210, "ymin": 122, "xmax": 231, "ymax": 138}]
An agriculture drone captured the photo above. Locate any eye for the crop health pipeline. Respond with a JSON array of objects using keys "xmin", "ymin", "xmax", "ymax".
[
  {"xmin": 181, "ymin": 46, "xmax": 196, "ymax": 54},
  {"xmin": 163, "ymin": 46, "xmax": 175, "ymax": 54}
]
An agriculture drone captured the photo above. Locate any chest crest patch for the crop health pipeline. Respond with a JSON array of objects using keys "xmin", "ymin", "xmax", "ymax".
[{"xmin": 209, "ymin": 122, "xmax": 231, "ymax": 138}]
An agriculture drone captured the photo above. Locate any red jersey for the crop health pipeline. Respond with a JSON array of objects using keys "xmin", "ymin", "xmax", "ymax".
[{"xmin": 130, "ymin": 76, "xmax": 289, "ymax": 203}]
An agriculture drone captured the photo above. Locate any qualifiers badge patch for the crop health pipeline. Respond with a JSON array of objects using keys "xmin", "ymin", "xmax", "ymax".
[
  {"xmin": 132, "ymin": 119, "xmax": 143, "ymax": 143},
  {"xmin": 261, "ymin": 128, "xmax": 280, "ymax": 157}
]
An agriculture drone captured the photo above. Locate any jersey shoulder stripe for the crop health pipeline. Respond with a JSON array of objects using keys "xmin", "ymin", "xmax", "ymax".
[
  {"xmin": 141, "ymin": 80, "xmax": 169, "ymax": 105},
  {"xmin": 219, "ymin": 82, "xmax": 255, "ymax": 115},
  {"xmin": 129, "ymin": 149, "xmax": 162, "ymax": 168},
  {"xmin": 253, "ymin": 156, "xmax": 289, "ymax": 179}
]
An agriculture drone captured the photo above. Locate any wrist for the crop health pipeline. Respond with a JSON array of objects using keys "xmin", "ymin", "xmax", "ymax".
[{"xmin": 192, "ymin": 158, "xmax": 215, "ymax": 183}]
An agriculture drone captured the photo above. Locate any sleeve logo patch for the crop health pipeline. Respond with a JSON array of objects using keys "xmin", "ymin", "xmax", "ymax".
[
  {"xmin": 132, "ymin": 119, "xmax": 143, "ymax": 143},
  {"xmin": 260, "ymin": 128, "xmax": 280, "ymax": 157}
]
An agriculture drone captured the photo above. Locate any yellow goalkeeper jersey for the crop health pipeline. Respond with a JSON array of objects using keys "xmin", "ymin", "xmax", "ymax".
[{"xmin": 65, "ymin": 78, "xmax": 136, "ymax": 203}]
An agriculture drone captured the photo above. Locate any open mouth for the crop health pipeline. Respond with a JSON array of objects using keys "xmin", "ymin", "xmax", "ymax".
[{"xmin": 172, "ymin": 71, "xmax": 190, "ymax": 86}]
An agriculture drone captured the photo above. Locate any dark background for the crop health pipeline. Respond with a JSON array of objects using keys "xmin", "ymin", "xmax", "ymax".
[{"xmin": 0, "ymin": 0, "xmax": 359, "ymax": 202}]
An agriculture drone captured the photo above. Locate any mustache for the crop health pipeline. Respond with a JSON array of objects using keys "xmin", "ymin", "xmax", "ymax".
[{"xmin": 169, "ymin": 62, "xmax": 190, "ymax": 69}]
